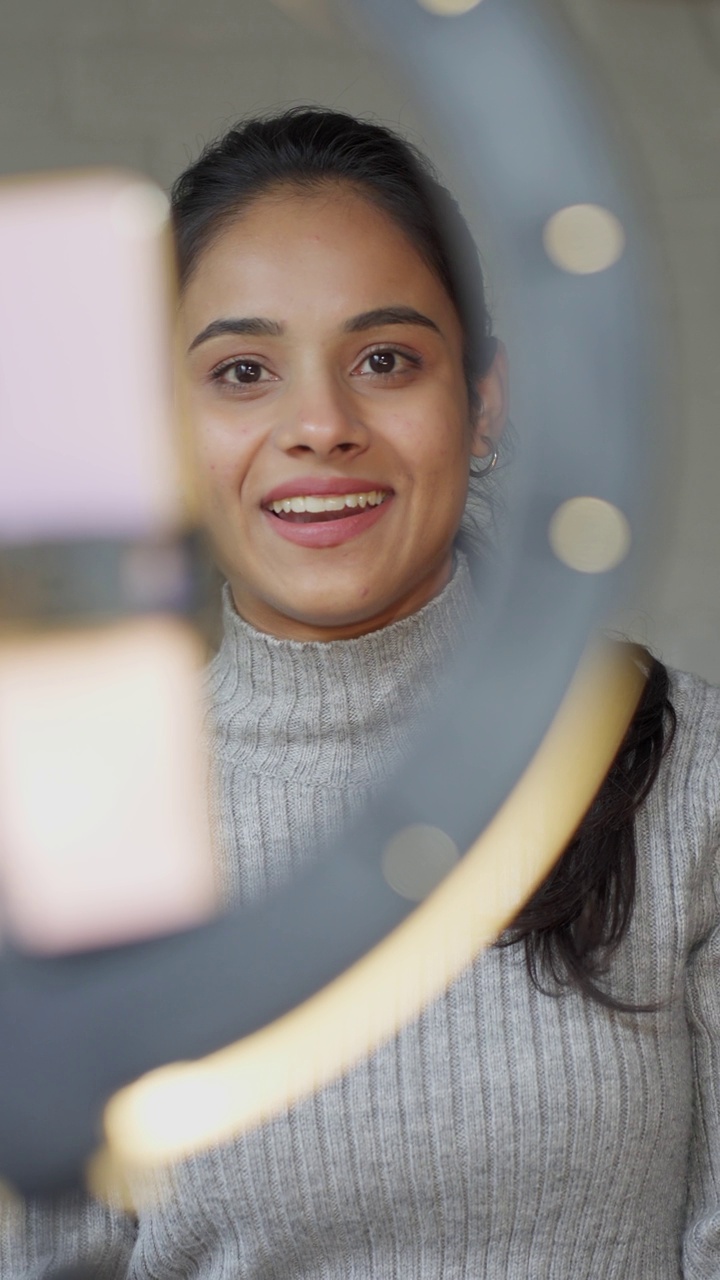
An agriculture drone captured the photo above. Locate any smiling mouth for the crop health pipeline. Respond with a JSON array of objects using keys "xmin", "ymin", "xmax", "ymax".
[{"xmin": 265, "ymin": 490, "xmax": 391, "ymax": 523}]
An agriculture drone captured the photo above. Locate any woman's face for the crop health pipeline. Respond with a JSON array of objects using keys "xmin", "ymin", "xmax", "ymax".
[{"xmin": 181, "ymin": 183, "xmax": 505, "ymax": 641}]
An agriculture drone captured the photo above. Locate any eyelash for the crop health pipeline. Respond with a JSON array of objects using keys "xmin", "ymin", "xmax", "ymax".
[
  {"xmin": 208, "ymin": 358, "xmax": 274, "ymax": 387},
  {"xmin": 207, "ymin": 346, "xmax": 423, "ymax": 389},
  {"xmin": 354, "ymin": 346, "xmax": 423, "ymax": 377}
]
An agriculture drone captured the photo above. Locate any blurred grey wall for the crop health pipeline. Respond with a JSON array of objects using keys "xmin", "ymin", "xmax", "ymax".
[{"xmin": 2, "ymin": 0, "xmax": 718, "ymax": 682}]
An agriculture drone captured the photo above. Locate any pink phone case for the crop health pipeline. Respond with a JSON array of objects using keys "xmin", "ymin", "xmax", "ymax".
[{"xmin": 0, "ymin": 171, "xmax": 217, "ymax": 953}]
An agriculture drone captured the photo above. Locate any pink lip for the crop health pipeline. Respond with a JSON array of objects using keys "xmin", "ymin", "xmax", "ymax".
[
  {"xmin": 262, "ymin": 495, "xmax": 393, "ymax": 548},
  {"xmin": 261, "ymin": 476, "xmax": 393, "ymax": 504}
]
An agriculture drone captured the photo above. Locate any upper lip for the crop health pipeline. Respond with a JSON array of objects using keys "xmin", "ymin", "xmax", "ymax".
[{"xmin": 261, "ymin": 477, "xmax": 394, "ymax": 505}]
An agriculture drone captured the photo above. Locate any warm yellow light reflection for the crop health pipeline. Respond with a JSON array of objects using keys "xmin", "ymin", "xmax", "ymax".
[
  {"xmin": 543, "ymin": 204, "xmax": 626, "ymax": 275},
  {"xmin": 549, "ymin": 497, "xmax": 632, "ymax": 574},
  {"xmin": 91, "ymin": 638, "xmax": 646, "ymax": 1200}
]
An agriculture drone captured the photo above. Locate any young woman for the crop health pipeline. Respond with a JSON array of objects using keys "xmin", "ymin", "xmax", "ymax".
[{"xmin": 8, "ymin": 108, "xmax": 720, "ymax": 1279}]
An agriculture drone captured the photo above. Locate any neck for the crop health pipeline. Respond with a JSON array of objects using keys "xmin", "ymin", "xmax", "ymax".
[
  {"xmin": 203, "ymin": 549, "xmax": 478, "ymax": 909},
  {"xmin": 227, "ymin": 556, "xmax": 455, "ymax": 643},
  {"xmin": 206, "ymin": 549, "xmax": 477, "ymax": 787}
]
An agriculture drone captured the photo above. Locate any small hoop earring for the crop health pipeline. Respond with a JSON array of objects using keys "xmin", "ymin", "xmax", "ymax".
[{"xmin": 470, "ymin": 435, "xmax": 499, "ymax": 478}]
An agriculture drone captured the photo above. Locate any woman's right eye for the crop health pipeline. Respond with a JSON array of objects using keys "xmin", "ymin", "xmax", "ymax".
[{"xmin": 210, "ymin": 359, "xmax": 273, "ymax": 386}]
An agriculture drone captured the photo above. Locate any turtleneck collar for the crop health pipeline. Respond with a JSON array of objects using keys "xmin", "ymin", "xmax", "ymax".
[{"xmin": 204, "ymin": 552, "xmax": 477, "ymax": 787}]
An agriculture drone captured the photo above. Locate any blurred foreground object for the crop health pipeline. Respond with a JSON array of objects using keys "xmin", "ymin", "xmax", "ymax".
[{"xmin": 0, "ymin": 172, "xmax": 216, "ymax": 954}]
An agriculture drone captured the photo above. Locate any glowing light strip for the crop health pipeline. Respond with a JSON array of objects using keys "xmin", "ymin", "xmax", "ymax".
[{"xmin": 90, "ymin": 637, "xmax": 646, "ymax": 1203}]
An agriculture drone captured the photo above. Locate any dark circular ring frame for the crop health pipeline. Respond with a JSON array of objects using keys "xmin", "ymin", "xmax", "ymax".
[{"xmin": 0, "ymin": 0, "xmax": 662, "ymax": 1196}]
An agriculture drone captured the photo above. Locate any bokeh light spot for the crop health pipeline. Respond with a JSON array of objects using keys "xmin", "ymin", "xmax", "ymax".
[
  {"xmin": 109, "ymin": 183, "xmax": 170, "ymax": 239},
  {"xmin": 543, "ymin": 203, "xmax": 625, "ymax": 274},
  {"xmin": 549, "ymin": 497, "xmax": 632, "ymax": 574},
  {"xmin": 382, "ymin": 825, "xmax": 460, "ymax": 901},
  {"xmin": 416, "ymin": 0, "xmax": 484, "ymax": 15}
]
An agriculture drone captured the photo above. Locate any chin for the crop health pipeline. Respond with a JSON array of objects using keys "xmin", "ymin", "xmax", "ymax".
[
  {"xmin": 273, "ymin": 572, "xmax": 387, "ymax": 620},
  {"xmin": 283, "ymin": 597, "xmax": 385, "ymax": 630},
  {"xmin": 263, "ymin": 585, "xmax": 405, "ymax": 641},
  {"xmin": 231, "ymin": 557, "xmax": 444, "ymax": 640}
]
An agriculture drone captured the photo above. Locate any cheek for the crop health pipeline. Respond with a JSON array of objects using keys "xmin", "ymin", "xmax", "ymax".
[
  {"xmin": 386, "ymin": 407, "xmax": 446, "ymax": 452},
  {"xmin": 408, "ymin": 421, "xmax": 471, "ymax": 488},
  {"xmin": 194, "ymin": 415, "xmax": 255, "ymax": 487},
  {"xmin": 194, "ymin": 447, "xmax": 247, "ymax": 533},
  {"xmin": 388, "ymin": 385, "xmax": 469, "ymax": 462}
]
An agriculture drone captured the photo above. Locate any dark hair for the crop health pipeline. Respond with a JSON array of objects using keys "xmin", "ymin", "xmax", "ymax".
[
  {"xmin": 172, "ymin": 107, "xmax": 675, "ymax": 1010},
  {"xmin": 171, "ymin": 107, "xmax": 496, "ymax": 409},
  {"xmin": 500, "ymin": 657, "xmax": 676, "ymax": 1011}
]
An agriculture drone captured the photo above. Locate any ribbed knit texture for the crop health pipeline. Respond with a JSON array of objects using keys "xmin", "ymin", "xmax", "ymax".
[
  {"xmin": 3, "ymin": 552, "xmax": 720, "ymax": 1279},
  {"xmin": 204, "ymin": 554, "xmax": 478, "ymax": 912}
]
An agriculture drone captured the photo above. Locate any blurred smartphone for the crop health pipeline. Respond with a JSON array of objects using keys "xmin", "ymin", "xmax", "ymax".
[{"xmin": 0, "ymin": 171, "xmax": 217, "ymax": 954}]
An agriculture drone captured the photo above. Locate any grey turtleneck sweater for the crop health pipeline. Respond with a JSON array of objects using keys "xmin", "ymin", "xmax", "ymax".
[{"xmin": 3, "ymin": 554, "xmax": 720, "ymax": 1278}]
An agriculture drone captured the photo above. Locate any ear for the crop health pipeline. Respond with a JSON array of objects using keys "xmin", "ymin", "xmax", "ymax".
[{"xmin": 469, "ymin": 340, "xmax": 509, "ymax": 459}]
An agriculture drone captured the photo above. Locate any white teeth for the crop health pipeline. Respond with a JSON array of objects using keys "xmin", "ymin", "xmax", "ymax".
[{"xmin": 268, "ymin": 490, "xmax": 389, "ymax": 515}]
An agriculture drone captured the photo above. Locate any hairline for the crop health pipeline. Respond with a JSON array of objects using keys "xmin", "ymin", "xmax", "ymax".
[{"xmin": 176, "ymin": 175, "xmax": 451, "ymax": 299}]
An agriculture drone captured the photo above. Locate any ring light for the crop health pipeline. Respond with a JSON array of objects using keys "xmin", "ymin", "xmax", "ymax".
[{"xmin": 0, "ymin": 0, "xmax": 664, "ymax": 1203}]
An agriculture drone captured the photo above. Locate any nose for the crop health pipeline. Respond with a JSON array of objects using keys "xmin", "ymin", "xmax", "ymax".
[{"xmin": 272, "ymin": 372, "xmax": 370, "ymax": 461}]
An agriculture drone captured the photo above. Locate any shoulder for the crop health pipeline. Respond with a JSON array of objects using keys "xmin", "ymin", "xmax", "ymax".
[
  {"xmin": 663, "ymin": 667, "xmax": 720, "ymax": 800},
  {"xmin": 640, "ymin": 664, "xmax": 720, "ymax": 940}
]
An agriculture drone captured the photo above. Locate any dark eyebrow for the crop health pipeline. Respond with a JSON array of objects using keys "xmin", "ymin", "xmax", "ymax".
[
  {"xmin": 188, "ymin": 317, "xmax": 284, "ymax": 353},
  {"xmin": 343, "ymin": 306, "xmax": 442, "ymax": 336}
]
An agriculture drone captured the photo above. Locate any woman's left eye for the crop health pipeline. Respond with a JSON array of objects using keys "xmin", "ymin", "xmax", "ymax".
[{"xmin": 354, "ymin": 349, "xmax": 420, "ymax": 377}]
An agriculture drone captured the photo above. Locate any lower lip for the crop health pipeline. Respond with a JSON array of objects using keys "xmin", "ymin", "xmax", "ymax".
[{"xmin": 262, "ymin": 497, "xmax": 393, "ymax": 548}]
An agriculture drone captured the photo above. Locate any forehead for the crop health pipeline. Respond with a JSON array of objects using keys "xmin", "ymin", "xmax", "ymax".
[{"xmin": 181, "ymin": 185, "xmax": 460, "ymax": 333}]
